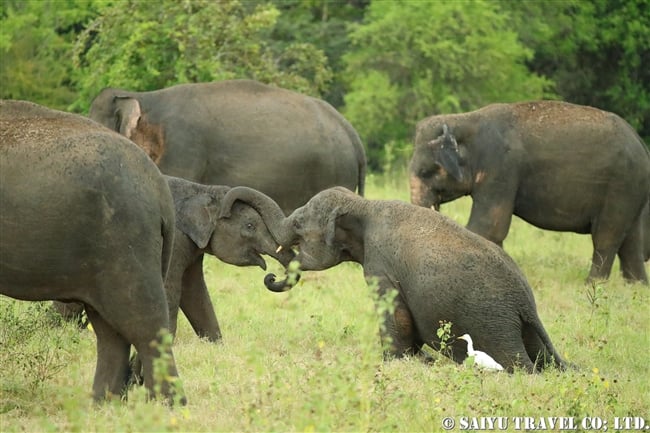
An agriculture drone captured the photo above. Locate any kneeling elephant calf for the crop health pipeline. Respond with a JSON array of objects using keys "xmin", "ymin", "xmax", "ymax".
[{"xmin": 220, "ymin": 187, "xmax": 568, "ymax": 372}]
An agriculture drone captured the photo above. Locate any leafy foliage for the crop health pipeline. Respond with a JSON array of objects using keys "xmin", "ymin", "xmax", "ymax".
[
  {"xmin": 267, "ymin": 0, "xmax": 367, "ymax": 106},
  {"xmin": 342, "ymin": 0, "xmax": 553, "ymax": 168},
  {"xmin": 1, "ymin": 0, "xmax": 647, "ymax": 168},
  {"xmin": 0, "ymin": 300, "xmax": 80, "ymax": 395},
  {"xmin": 0, "ymin": 0, "xmax": 100, "ymax": 110},
  {"xmin": 503, "ymin": 0, "xmax": 650, "ymax": 140},
  {"xmin": 72, "ymin": 0, "xmax": 332, "ymax": 112}
]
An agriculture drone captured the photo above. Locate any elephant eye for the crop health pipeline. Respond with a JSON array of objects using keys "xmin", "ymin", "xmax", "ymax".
[
  {"xmin": 245, "ymin": 222, "xmax": 255, "ymax": 231},
  {"xmin": 418, "ymin": 168, "xmax": 434, "ymax": 178}
]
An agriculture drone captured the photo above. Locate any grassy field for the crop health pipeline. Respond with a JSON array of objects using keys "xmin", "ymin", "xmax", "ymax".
[{"xmin": 1, "ymin": 170, "xmax": 648, "ymax": 432}]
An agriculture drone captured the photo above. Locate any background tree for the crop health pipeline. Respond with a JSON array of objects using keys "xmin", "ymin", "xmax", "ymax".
[
  {"xmin": 267, "ymin": 0, "xmax": 367, "ymax": 107},
  {"xmin": 1, "ymin": 0, "xmax": 647, "ymax": 170},
  {"xmin": 0, "ymin": 0, "xmax": 101, "ymax": 110},
  {"xmin": 342, "ymin": 0, "xmax": 553, "ymax": 169},
  {"xmin": 504, "ymin": 0, "xmax": 650, "ymax": 141},
  {"xmin": 72, "ymin": 0, "xmax": 332, "ymax": 112}
]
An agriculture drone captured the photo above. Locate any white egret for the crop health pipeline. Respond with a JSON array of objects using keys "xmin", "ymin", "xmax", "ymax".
[{"xmin": 457, "ymin": 334, "xmax": 504, "ymax": 371}]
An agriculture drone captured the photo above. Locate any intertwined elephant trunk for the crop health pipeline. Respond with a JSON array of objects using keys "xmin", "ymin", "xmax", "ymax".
[{"xmin": 219, "ymin": 186, "xmax": 298, "ymax": 292}]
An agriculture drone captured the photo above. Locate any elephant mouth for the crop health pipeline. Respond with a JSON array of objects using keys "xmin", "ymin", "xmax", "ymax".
[
  {"xmin": 247, "ymin": 251, "xmax": 268, "ymax": 270},
  {"xmin": 248, "ymin": 244, "xmax": 296, "ymax": 271},
  {"xmin": 269, "ymin": 244, "xmax": 296, "ymax": 268}
]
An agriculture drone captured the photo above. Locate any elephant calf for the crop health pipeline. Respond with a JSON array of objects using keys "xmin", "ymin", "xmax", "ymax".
[
  {"xmin": 0, "ymin": 100, "xmax": 185, "ymax": 404},
  {"xmin": 55, "ymin": 176, "xmax": 296, "ymax": 343},
  {"xmin": 163, "ymin": 176, "xmax": 295, "ymax": 341},
  {"xmin": 220, "ymin": 187, "xmax": 568, "ymax": 373}
]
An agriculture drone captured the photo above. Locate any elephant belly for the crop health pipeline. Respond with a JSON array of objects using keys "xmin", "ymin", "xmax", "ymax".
[
  {"xmin": 514, "ymin": 207, "xmax": 592, "ymax": 233},
  {"xmin": 513, "ymin": 183, "xmax": 598, "ymax": 234}
]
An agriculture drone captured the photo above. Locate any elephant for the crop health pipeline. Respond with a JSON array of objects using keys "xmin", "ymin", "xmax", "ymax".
[
  {"xmin": 0, "ymin": 100, "xmax": 185, "ymax": 404},
  {"xmin": 88, "ymin": 79, "xmax": 367, "ymax": 214},
  {"xmin": 408, "ymin": 101, "xmax": 650, "ymax": 284},
  {"xmin": 53, "ymin": 176, "xmax": 296, "ymax": 343},
  {"xmin": 218, "ymin": 186, "xmax": 568, "ymax": 373},
  {"xmin": 163, "ymin": 176, "xmax": 296, "ymax": 341}
]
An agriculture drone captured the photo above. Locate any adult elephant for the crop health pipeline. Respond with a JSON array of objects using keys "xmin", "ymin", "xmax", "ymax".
[
  {"xmin": 0, "ymin": 100, "xmax": 185, "ymax": 404},
  {"xmin": 408, "ymin": 101, "xmax": 650, "ymax": 284},
  {"xmin": 219, "ymin": 186, "xmax": 567, "ymax": 372},
  {"xmin": 88, "ymin": 79, "xmax": 366, "ymax": 213}
]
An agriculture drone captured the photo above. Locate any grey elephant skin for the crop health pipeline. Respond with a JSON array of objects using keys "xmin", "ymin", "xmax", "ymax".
[
  {"xmin": 0, "ymin": 100, "xmax": 185, "ymax": 404},
  {"xmin": 409, "ymin": 101, "xmax": 650, "ymax": 284},
  {"xmin": 160, "ymin": 175, "xmax": 296, "ymax": 341},
  {"xmin": 54, "ymin": 176, "xmax": 296, "ymax": 343},
  {"xmin": 88, "ymin": 79, "xmax": 367, "ymax": 213},
  {"xmin": 220, "ymin": 186, "xmax": 567, "ymax": 372}
]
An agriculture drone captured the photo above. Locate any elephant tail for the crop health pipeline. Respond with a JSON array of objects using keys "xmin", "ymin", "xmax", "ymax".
[
  {"xmin": 349, "ymin": 125, "xmax": 367, "ymax": 197},
  {"xmin": 521, "ymin": 316, "xmax": 570, "ymax": 372},
  {"xmin": 160, "ymin": 187, "xmax": 176, "ymax": 281},
  {"xmin": 641, "ymin": 196, "xmax": 650, "ymax": 262},
  {"xmin": 357, "ymin": 154, "xmax": 366, "ymax": 197}
]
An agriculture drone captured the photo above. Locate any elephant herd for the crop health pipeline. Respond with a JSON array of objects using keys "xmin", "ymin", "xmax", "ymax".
[{"xmin": 1, "ymin": 80, "xmax": 648, "ymax": 405}]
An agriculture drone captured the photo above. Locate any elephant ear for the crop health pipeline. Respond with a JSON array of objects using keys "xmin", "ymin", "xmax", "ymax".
[
  {"xmin": 435, "ymin": 124, "xmax": 464, "ymax": 182},
  {"xmin": 176, "ymin": 194, "xmax": 218, "ymax": 249},
  {"xmin": 114, "ymin": 96, "xmax": 141, "ymax": 139},
  {"xmin": 325, "ymin": 207, "xmax": 344, "ymax": 247},
  {"xmin": 324, "ymin": 206, "xmax": 362, "ymax": 248}
]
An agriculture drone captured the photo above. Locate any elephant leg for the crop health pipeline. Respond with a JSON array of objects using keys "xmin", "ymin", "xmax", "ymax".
[
  {"xmin": 165, "ymin": 280, "xmax": 182, "ymax": 341},
  {"xmin": 85, "ymin": 305, "xmax": 131, "ymax": 402},
  {"xmin": 369, "ymin": 275, "xmax": 421, "ymax": 359},
  {"xmin": 126, "ymin": 301, "xmax": 185, "ymax": 405},
  {"xmin": 588, "ymin": 249, "xmax": 617, "ymax": 282},
  {"xmin": 466, "ymin": 196, "xmax": 515, "ymax": 246},
  {"xmin": 499, "ymin": 351, "xmax": 536, "ymax": 373},
  {"xmin": 131, "ymin": 329, "xmax": 184, "ymax": 405},
  {"xmin": 589, "ymin": 219, "xmax": 625, "ymax": 283},
  {"xmin": 588, "ymin": 198, "xmax": 649, "ymax": 282},
  {"xmin": 92, "ymin": 276, "xmax": 186, "ymax": 405},
  {"xmin": 617, "ymin": 218, "xmax": 648, "ymax": 284},
  {"xmin": 490, "ymin": 336, "xmax": 536, "ymax": 373},
  {"xmin": 180, "ymin": 255, "xmax": 222, "ymax": 342},
  {"xmin": 521, "ymin": 322, "xmax": 566, "ymax": 371}
]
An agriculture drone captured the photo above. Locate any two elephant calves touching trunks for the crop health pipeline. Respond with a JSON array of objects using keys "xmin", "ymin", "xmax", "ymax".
[{"xmin": 1, "ymin": 81, "xmax": 648, "ymax": 404}]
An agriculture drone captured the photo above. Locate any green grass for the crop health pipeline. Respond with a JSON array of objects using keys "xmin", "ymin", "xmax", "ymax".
[{"xmin": 1, "ymin": 170, "xmax": 648, "ymax": 432}]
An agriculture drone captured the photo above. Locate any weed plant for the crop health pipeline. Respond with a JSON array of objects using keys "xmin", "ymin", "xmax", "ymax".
[{"xmin": 1, "ymin": 170, "xmax": 648, "ymax": 432}]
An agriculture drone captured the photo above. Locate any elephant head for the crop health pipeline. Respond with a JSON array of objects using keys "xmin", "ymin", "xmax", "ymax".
[
  {"xmin": 218, "ymin": 186, "xmax": 363, "ymax": 292},
  {"xmin": 89, "ymin": 89, "xmax": 165, "ymax": 163},
  {"xmin": 409, "ymin": 123, "xmax": 472, "ymax": 210},
  {"xmin": 167, "ymin": 177, "xmax": 294, "ymax": 270}
]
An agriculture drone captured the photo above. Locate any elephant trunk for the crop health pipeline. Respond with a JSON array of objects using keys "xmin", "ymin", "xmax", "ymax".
[
  {"xmin": 409, "ymin": 174, "xmax": 440, "ymax": 210},
  {"xmin": 218, "ymin": 187, "xmax": 300, "ymax": 291},
  {"xmin": 264, "ymin": 273, "xmax": 298, "ymax": 292}
]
